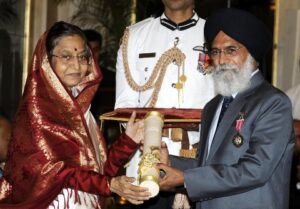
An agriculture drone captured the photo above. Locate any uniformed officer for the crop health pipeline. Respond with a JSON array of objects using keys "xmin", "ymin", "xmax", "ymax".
[{"xmin": 115, "ymin": 1, "xmax": 215, "ymax": 208}]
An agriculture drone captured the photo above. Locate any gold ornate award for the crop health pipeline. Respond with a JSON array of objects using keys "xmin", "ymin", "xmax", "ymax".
[{"xmin": 139, "ymin": 111, "xmax": 164, "ymax": 198}]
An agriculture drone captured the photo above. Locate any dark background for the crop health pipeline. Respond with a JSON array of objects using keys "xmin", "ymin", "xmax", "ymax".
[{"xmin": 0, "ymin": 0, "xmax": 274, "ymax": 123}]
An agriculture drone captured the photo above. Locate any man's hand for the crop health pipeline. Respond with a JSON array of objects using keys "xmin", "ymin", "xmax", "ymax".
[
  {"xmin": 157, "ymin": 163, "xmax": 184, "ymax": 191},
  {"xmin": 125, "ymin": 111, "xmax": 144, "ymax": 144},
  {"xmin": 160, "ymin": 141, "xmax": 170, "ymax": 165},
  {"xmin": 110, "ymin": 175, "xmax": 151, "ymax": 205}
]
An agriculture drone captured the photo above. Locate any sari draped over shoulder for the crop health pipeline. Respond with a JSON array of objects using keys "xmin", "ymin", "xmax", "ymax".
[{"xmin": 0, "ymin": 31, "xmax": 137, "ymax": 209}]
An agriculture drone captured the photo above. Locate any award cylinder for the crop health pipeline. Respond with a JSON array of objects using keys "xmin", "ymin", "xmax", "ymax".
[{"xmin": 139, "ymin": 111, "xmax": 164, "ymax": 198}]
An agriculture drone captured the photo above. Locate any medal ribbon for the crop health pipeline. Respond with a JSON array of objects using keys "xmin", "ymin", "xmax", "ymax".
[
  {"xmin": 198, "ymin": 52, "xmax": 208, "ymax": 64},
  {"xmin": 197, "ymin": 52, "xmax": 209, "ymax": 74},
  {"xmin": 235, "ymin": 113, "xmax": 245, "ymax": 132}
]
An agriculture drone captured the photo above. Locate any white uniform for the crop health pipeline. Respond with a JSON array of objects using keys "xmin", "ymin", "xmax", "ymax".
[
  {"xmin": 286, "ymin": 84, "xmax": 300, "ymax": 120},
  {"xmin": 115, "ymin": 13, "xmax": 215, "ymax": 181}
]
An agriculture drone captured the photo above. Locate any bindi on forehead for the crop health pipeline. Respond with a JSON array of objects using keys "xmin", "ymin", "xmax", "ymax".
[{"xmin": 74, "ymin": 48, "xmax": 77, "ymax": 51}]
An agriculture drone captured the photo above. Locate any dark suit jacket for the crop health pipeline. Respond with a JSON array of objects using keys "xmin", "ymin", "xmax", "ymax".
[{"xmin": 171, "ymin": 72, "xmax": 294, "ymax": 209}]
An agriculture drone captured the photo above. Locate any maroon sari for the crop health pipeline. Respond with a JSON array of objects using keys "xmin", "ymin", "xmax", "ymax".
[{"xmin": 0, "ymin": 31, "xmax": 137, "ymax": 208}]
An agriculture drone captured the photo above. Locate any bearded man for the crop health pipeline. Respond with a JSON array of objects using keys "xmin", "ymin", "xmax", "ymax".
[{"xmin": 158, "ymin": 8, "xmax": 294, "ymax": 209}]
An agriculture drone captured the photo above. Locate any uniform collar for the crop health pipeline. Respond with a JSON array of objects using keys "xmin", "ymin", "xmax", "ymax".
[{"xmin": 160, "ymin": 12, "xmax": 199, "ymax": 31}]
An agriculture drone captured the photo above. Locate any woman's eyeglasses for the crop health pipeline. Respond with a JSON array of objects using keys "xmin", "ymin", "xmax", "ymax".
[{"xmin": 51, "ymin": 54, "xmax": 91, "ymax": 65}]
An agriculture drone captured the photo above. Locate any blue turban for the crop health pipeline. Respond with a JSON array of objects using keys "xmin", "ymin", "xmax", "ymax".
[{"xmin": 204, "ymin": 8, "xmax": 272, "ymax": 62}]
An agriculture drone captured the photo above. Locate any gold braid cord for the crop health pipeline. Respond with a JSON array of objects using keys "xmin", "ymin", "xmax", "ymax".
[{"xmin": 122, "ymin": 28, "xmax": 186, "ymax": 107}]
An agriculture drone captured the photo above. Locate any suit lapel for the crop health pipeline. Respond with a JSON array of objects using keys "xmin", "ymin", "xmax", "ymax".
[
  {"xmin": 206, "ymin": 71, "xmax": 265, "ymax": 162},
  {"xmin": 206, "ymin": 98, "xmax": 246, "ymax": 161},
  {"xmin": 198, "ymin": 95, "xmax": 222, "ymax": 165}
]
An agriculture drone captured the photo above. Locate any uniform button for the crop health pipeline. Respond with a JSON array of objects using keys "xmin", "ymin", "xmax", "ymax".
[
  {"xmin": 171, "ymin": 83, "xmax": 176, "ymax": 88},
  {"xmin": 144, "ymin": 67, "xmax": 148, "ymax": 72}
]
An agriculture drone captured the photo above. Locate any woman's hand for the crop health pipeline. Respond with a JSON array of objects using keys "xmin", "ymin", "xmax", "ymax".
[
  {"xmin": 110, "ymin": 175, "xmax": 151, "ymax": 205},
  {"xmin": 125, "ymin": 111, "xmax": 144, "ymax": 144}
]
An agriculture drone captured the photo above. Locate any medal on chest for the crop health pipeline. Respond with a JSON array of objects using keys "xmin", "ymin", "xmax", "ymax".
[
  {"xmin": 197, "ymin": 52, "xmax": 209, "ymax": 75},
  {"xmin": 193, "ymin": 45, "xmax": 210, "ymax": 75},
  {"xmin": 233, "ymin": 112, "xmax": 245, "ymax": 147}
]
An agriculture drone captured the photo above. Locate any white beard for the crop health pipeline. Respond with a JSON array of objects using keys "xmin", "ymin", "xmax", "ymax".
[{"xmin": 212, "ymin": 55, "xmax": 256, "ymax": 96}]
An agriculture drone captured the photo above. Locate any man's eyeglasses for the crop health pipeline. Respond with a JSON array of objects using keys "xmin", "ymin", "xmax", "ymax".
[
  {"xmin": 209, "ymin": 46, "xmax": 243, "ymax": 59},
  {"xmin": 51, "ymin": 54, "xmax": 91, "ymax": 65}
]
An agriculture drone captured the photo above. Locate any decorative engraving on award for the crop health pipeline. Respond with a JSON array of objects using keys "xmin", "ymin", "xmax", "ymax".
[{"xmin": 138, "ymin": 111, "xmax": 164, "ymax": 198}]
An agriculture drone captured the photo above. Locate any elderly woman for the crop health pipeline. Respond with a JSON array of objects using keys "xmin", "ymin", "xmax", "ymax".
[{"xmin": 0, "ymin": 21, "xmax": 150, "ymax": 208}]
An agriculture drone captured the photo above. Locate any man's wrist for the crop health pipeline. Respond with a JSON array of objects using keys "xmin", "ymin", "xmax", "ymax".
[{"xmin": 109, "ymin": 177, "xmax": 116, "ymax": 193}]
